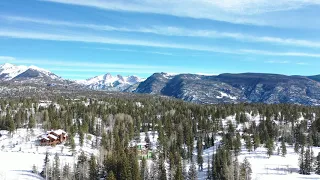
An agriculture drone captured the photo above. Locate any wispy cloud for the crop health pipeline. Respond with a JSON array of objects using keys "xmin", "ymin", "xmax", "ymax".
[
  {"xmin": 83, "ymin": 47, "xmax": 174, "ymax": 56},
  {"xmin": 0, "ymin": 56, "xmax": 16, "ymax": 61},
  {"xmin": 40, "ymin": 0, "xmax": 320, "ymax": 27},
  {"xmin": 265, "ymin": 60, "xmax": 310, "ymax": 65},
  {"xmin": 1, "ymin": 29, "xmax": 320, "ymax": 58},
  {"xmin": 4, "ymin": 15, "xmax": 320, "ymax": 48},
  {"xmin": 0, "ymin": 56, "xmax": 219, "ymax": 77},
  {"xmin": 240, "ymin": 49, "xmax": 320, "ymax": 58},
  {"xmin": 296, "ymin": 62, "xmax": 309, "ymax": 65},
  {"xmin": 265, "ymin": 60, "xmax": 290, "ymax": 64},
  {"xmin": 0, "ymin": 57, "xmax": 170, "ymax": 70}
]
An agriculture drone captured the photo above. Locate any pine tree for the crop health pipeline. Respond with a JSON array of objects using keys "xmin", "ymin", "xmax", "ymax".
[
  {"xmin": 79, "ymin": 131, "xmax": 84, "ymax": 147},
  {"xmin": 131, "ymin": 152, "xmax": 141, "ymax": 180},
  {"xmin": 149, "ymin": 160, "xmax": 159, "ymax": 180},
  {"xmin": 206, "ymin": 157, "xmax": 212, "ymax": 180},
  {"xmin": 240, "ymin": 158, "xmax": 252, "ymax": 180},
  {"xmin": 141, "ymin": 158, "xmax": 148, "ymax": 180},
  {"xmin": 76, "ymin": 151, "xmax": 88, "ymax": 180},
  {"xmin": 281, "ymin": 138, "xmax": 287, "ymax": 157},
  {"xmin": 304, "ymin": 145, "xmax": 312, "ymax": 175},
  {"xmin": 294, "ymin": 142, "xmax": 300, "ymax": 153},
  {"xmin": 245, "ymin": 135, "xmax": 252, "ymax": 153},
  {"xmin": 266, "ymin": 138, "xmax": 274, "ymax": 157},
  {"xmin": 299, "ymin": 146, "xmax": 305, "ymax": 174},
  {"xmin": 197, "ymin": 138, "xmax": 204, "ymax": 171},
  {"xmin": 106, "ymin": 171, "xmax": 116, "ymax": 180},
  {"xmin": 89, "ymin": 154, "xmax": 98, "ymax": 180},
  {"xmin": 32, "ymin": 164, "xmax": 38, "ymax": 174},
  {"xmin": 234, "ymin": 156, "xmax": 240, "ymax": 180},
  {"xmin": 212, "ymin": 152, "xmax": 216, "ymax": 180},
  {"xmin": 188, "ymin": 160, "xmax": 197, "ymax": 180},
  {"xmin": 42, "ymin": 151, "xmax": 50, "ymax": 178},
  {"xmin": 53, "ymin": 153, "xmax": 60, "ymax": 180},
  {"xmin": 182, "ymin": 159, "xmax": 187, "ymax": 179},
  {"xmin": 234, "ymin": 133, "xmax": 242, "ymax": 156},
  {"xmin": 28, "ymin": 115, "xmax": 36, "ymax": 129},
  {"xmin": 62, "ymin": 164, "xmax": 70, "ymax": 180},
  {"xmin": 174, "ymin": 158, "xmax": 183, "ymax": 180},
  {"xmin": 315, "ymin": 152, "xmax": 320, "ymax": 175},
  {"xmin": 253, "ymin": 134, "xmax": 260, "ymax": 151}
]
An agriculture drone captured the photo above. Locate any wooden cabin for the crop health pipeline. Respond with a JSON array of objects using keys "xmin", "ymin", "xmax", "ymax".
[{"xmin": 38, "ymin": 129, "xmax": 68, "ymax": 146}]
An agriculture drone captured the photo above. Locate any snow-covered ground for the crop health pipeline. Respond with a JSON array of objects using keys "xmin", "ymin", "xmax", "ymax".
[
  {"xmin": 197, "ymin": 142, "xmax": 320, "ymax": 180},
  {"xmin": 0, "ymin": 128, "xmax": 98, "ymax": 180},
  {"xmin": 2, "ymin": 125, "xmax": 320, "ymax": 180}
]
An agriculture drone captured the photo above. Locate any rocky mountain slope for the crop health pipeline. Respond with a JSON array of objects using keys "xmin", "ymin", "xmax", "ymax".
[
  {"xmin": 0, "ymin": 63, "xmax": 74, "ymax": 87},
  {"xmin": 135, "ymin": 72, "xmax": 320, "ymax": 105},
  {"xmin": 1, "ymin": 63, "xmax": 320, "ymax": 105}
]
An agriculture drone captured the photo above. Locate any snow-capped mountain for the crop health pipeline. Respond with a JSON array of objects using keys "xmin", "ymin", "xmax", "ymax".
[
  {"xmin": 0, "ymin": 63, "xmax": 60, "ymax": 81},
  {"xmin": 0, "ymin": 63, "xmax": 28, "ymax": 80},
  {"xmin": 78, "ymin": 73, "xmax": 145, "ymax": 91}
]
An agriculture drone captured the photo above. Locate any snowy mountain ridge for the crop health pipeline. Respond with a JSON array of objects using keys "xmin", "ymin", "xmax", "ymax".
[
  {"xmin": 0, "ymin": 63, "xmax": 60, "ymax": 81},
  {"xmin": 77, "ymin": 73, "xmax": 145, "ymax": 91},
  {"xmin": 0, "ymin": 63, "xmax": 28, "ymax": 80}
]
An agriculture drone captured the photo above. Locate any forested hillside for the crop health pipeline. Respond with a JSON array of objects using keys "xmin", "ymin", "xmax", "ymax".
[{"xmin": 1, "ymin": 96, "xmax": 320, "ymax": 179}]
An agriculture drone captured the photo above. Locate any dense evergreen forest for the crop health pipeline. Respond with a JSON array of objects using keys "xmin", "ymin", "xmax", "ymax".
[{"xmin": 1, "ymin": 95, "xmax": 320, "ymax": 180}]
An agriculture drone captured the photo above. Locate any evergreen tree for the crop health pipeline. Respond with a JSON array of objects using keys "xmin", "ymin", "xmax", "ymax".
[
  {"xmin": 62, "ymin": 164, "xmax": 70, "ymax": 180},
  {"xmin": 174, "ymin": 158, "xmax": 183, "ymax": 180},
  {"xmin": 42, "ymin": 151, "xmax": 50, "ymax": 178},
  {"xmin": 141, "ymin": 158, "xmax": 148, "ymax": 180},
  {"xmin": 304, "ymin": 145, "xmax": 312, "ymax": 175},
  {"xmin": 253, "ymin": 134, "xmax": 260, "ymax": 151},
  {"xmin": 245, "ymin": 135, "xmax": 252, "ymax": 153},
  {"xmin": 281, "ymin": 138, "xmax": 287, "ymax": 157},
  {"xmin": 188, "ymin": 160, "xmax": 197, "ymax": 180},
  {"xmin": 234, "ymin": 156, "xmax": 240, "ymax": 180},
  {"xmin": 234, "ymin": 133, "xmax": 242, "ymax": 156},
  {"xmin": 106, "ymin": 171, "xmax": 116, "ymax": 180},
  {"xmin": 315, "ymin": 152, "xmax": 320, "ymax": 175},
  {"xmin": 299, "ymin": 146, "xmax": 305, "ymax": 174},
  {"xmin": 240, "ymin": 158, "xmax": 252, "ymax": 180},
  {"xmin": 266, "ymin": 138, "xmax": 274, "ymax": 157},
  {"xmin": 158, "ymin": 155, "xmax": 167, "ymax": 180},
  {"xmin": 53, "ymin": 153, "xmax": 60, "ymax": 180},
  {"xmin": 206, "ymin": 157, "xmax": 212, "ymax": 180},
  {"xmin": 89, "ymin": 154, "xmax": 98, "ymax": 180},
  {"xmin": 197, "ymin": 138, "xmax": 204, "ymax": 171},
  {"xmin": 32, "ymin": 164, "xmax": 38, "ymax": 174},
  {"xmin": 79, "ymin": 131, "xmax": 84, "ymax": 147},
  {"xmin": 28, "ymin": 115, "xmax": 36, "ymax": 129}
]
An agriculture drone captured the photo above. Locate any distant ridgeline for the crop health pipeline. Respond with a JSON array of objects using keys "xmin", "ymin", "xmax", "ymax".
[{"xmin": 1, "ymin": 62, "xmax": 320, "ymax": 106}]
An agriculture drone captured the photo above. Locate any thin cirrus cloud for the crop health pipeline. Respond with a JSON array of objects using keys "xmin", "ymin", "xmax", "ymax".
[
  {"xmin": 0, "ymin": 56, "xmax": 171, "ymax": 70},
  {"xmin": 0, "ymin": 56, "xmax": 215, "ymax": 76},
  {"xmin": 39, "ymin": 0, "xmax": 320, "ymax": 27},
  {"xmin": 0, "ymin": 56, "xmax": 16, "ymax": 61},
  {"xmin": 265, "ymin": 60, "xmax": 290, "ymax": 64},
  {"xmin": 82, "ymin": 47, "xmax": 174, "ymax": 56},
  {"xmin": 3, "ymin": 15, "xmax": 320, "ymax": 48},
  {"xmin": 1, "ymin": 29, "xmax": 320, "ymax": 58}
]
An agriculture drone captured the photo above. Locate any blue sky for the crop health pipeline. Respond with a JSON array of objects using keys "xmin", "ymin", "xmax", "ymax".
[{"xmin": 0, "ymin": 0, "xmax": 320, "ymax": 80}]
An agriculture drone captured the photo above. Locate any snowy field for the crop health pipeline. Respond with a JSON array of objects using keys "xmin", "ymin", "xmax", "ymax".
[
  {"xmin": 1, "ymin": 127, "xmax": 320, "ymax": 179},
  {"xmin": 0, "ymin": 128, "xmax": 98, "ymax": 180}
]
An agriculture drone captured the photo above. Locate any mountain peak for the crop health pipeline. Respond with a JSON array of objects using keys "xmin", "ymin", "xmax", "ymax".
[
  {"xmin": 1, "ymin": 63, "xmax": 15, "ymax": 69},
  {"xmin": 78, "ymin": 73, "xmax": 144, "ymax": 91}
]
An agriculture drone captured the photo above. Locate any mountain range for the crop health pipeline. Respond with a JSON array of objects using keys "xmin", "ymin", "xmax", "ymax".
[
  {"xmin": 1, "ymin": 63, "xmax": 320, "ymax": 105},
  {"xmin": 76, "ymin": 73, "xmax": 144, "ymax": 91}
]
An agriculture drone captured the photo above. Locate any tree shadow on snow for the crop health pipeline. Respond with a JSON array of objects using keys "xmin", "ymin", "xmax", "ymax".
[{"xmin": 10, "ymin": 170, "xmax": 44, "ymax": 180}]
